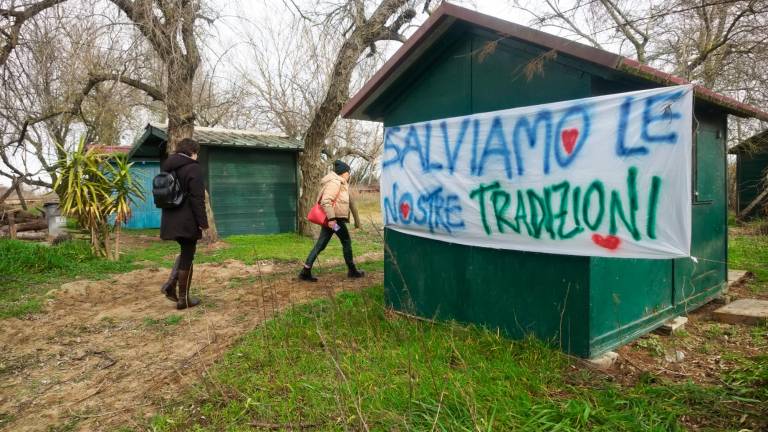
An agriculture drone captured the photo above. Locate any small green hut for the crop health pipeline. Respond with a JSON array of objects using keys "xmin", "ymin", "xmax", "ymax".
[
  {"xmin": 730, "ymin": 131, "xmax": 768, "ymax": 219},
  {"xmin": 129, "ymin": 124, "xmax": 304, "ymax": 236},
  {"xmin": 342, "ymin": 4, "xmax": 768, "ymax": 357}
]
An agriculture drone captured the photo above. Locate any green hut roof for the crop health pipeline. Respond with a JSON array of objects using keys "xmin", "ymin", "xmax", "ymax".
[
  {"xmin": 730, "ymin": 130, "xmax": 768, "ymax": 155},
  {"xmin": 129, "ymin": 123, "xmax": 303, "ymax": 158},
  {"xmin": 342, "ymin": 3, "xmax": 768, "ymax": 123}
]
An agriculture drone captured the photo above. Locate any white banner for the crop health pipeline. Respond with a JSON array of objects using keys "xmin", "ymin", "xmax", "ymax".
[{"xmin": 380, "ymin": 85, "xmax": 693, "ymax": 259}]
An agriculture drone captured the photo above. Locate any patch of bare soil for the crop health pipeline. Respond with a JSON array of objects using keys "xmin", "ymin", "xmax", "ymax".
[
  {"xmin": 612, "ymin": 302, "xmax": 766, "ymax": 386},
  {"xmin": 608, "ymin": 271, "xmax": 767, "ymax": 386},
  {"xmin": 0, "ymin": 260, "xmax": 383, "ymax": 431}
]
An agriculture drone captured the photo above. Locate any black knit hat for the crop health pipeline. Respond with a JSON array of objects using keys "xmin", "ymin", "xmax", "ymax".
[{"xmin": 333, "ymin": 159, "xmax": 351, "ymax": 175}]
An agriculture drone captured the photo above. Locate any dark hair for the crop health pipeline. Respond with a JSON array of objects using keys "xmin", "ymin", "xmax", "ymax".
[{"xmin": 175, "ymin": 138, "xmax": 200, "ymax": 156}]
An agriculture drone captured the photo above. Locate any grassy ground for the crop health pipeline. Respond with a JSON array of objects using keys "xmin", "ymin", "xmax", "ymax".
[
  {"xmin": 728, "ymin": 218, "xmax": 768, "ymax": 294},
  {"xmin": 0, "ymin": 239, "xmax": 134, "ymax": 318},
  {"xmin": 0, "ymin": 224, "xmax": 382, "ymax": 319},
  {"xmin": 2, "ymin": 205, "xmax": 765, "ymax": 430},
  {"xmin": 147, "ymin": 285, "xmax": 767, "ymax": 431}
]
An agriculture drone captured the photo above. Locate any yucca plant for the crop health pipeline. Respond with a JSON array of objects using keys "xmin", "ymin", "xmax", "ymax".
[
  {"xmin": 54, "ymin": 138, "xmax": 143, "ymax": 260},
  {"xmin": 106, "ymin": 154, "xmax": 144, "ymax": 259}
]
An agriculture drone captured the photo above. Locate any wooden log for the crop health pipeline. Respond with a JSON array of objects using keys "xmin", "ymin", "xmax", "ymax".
[
  {"xmin": 0, "ymin": 210, "xmax": 41, "ymax": 225},
  {"xmin": 0, "ymin": 219, "xmax": 47, "ymax": 233},
  {"xmin": 15, "ymin": 231, "xmax": 47, "ymax": 240}
]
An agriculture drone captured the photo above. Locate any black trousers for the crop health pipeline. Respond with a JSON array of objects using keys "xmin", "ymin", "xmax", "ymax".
[
  {"xmin": 304, "ymin": 220, "xmax": 354, "ymax": 268},
  {"xmin": 176, "ymin": 238, "xmax": 197, "ymax": 270}
]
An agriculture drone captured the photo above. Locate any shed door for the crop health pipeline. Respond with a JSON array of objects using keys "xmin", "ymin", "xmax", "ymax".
[
  {"xmin": 208, "ymin": 148, "xmax": 297, "ymax": 236},
  {"xmin": 124, "ymin": 161, "xmax": 161, "ymax": 229},
  {"xmin": 674, "ymin": 123, "xmax": 727, "ymax": 306}
]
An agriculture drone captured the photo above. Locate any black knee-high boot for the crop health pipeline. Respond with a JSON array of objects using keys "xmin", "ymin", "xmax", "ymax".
[
  {"xmin": 161, "ymin": 256, "xmax": 180, "ymax": 302},
  {"xmin": 176, "ymin": 265, "xmax": 200, "ymax": 310}
]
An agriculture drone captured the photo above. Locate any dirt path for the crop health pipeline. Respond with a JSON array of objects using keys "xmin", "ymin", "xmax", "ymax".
[{"xmin": 0, "ymin": 259, "xmax": 383, "ymax": 431}]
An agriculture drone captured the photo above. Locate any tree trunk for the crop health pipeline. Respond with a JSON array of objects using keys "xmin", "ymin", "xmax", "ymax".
[
  {"xmin": 297, "ymin": 0, "xmax": 413, "ymax": 234},
  {"xmin": 298, "ymin": 151, "xmax": 326, "ymax": 235},
  {"xmin": 103, "ymin": 226, "xmax": 112, "ymax": 260},
  {"xmin": 13, "ymin": 182, "xmax": 27, "ymax": 211},
  {"xmin": 0, "ymin": 178, "xmax": 22, "ymax": 205},
  {"xmin": 90, "ymin": 225, "xmax": 98, "ymax": 254},
  {"xmin": 114, "ymin": 222, "xmax": 121, "ymax": 260},
  {"xmin": 165, "ymin": 63, "xmax": 196, "ymax": 153},
  {"xmin": 349, "ymin": 197, "xmax": 361, "ymax": 229},
  {"xmin": 202, "ymin": 189, "xmax": 219, "ymax": 242},
  {"xmin": 165, "ymin": 64, "xmax": 219, "ymax": 243},
  {"xmin": 8, "ymin": 213, "xmax": 16, "ymax": 239}
]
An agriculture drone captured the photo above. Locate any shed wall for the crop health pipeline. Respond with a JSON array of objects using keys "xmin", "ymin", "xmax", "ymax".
[
  {"xmin": 383, "ymin": 31, "xmax": 596, "ymax": 356},
  {"xmin": 123, "ymin": 160, "xmax": 161, "ymax": 229},
  {"xmin": 208, "ymin": 148, "xmax": 298, "ymax": 236},
  {"xmin": 380, "ymin": 29, "xmax": 728, "ymax": 357}
]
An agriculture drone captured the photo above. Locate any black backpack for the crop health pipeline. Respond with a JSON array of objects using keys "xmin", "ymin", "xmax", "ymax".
[{"xmin": 152, "ymin": 171, "xmax": 185, "ymax": 209}]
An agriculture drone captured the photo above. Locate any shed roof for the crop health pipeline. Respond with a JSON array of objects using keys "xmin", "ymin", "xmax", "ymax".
[
  {"xmin": 729, "ymin": 130, "xmax": 768, "ymax": 154},
  {"xmin": 129, "ymin": 123, "xmax": 303, "ymax": 158},
  {"xmin": 342, "ymin": 3, "xmax": 768, "ymax": 122}
]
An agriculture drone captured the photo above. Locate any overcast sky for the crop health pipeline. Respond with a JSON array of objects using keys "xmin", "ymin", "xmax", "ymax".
[{"xmin": 4, "ymin": 0, "xmax": 598, "ymax": 189}]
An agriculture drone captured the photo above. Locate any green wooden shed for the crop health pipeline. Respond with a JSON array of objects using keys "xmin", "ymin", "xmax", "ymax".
[
  {"xmin": 129, "ymin": 124, "xmax": 304, "ymax": 236},
  {"xmin": 342, "ymin": 4, "xmax": 768, "ymax": 357},
  {"xmin": 730, "ymin": 131, "xmax": 768, "ymax": 219}
]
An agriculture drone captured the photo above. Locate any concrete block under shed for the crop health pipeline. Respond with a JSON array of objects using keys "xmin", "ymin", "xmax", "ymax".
[
  {"xmin": 656, "ymin": 316, "xmax": 688, "ymax": 335},
  {"xmin": 585, "ymin": 351, "xmax": 619, "ymax": 370},
  {"xmin": 713, "ymin": 299, "xmax": 768, "ymax": 326},
  {"xmin": 727, "ymin": 270, "xmax": 753, "ymax": 289}
]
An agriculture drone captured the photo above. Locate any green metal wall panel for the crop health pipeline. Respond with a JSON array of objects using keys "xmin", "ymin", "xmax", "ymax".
[
  {"xmin": 208, "ymin": 148, "xmax": 297, "ymax": 236},
  {"xmin": 470, "ymin": 34, "xmax": 592, "ymax": 113},
  {"xmin": 385, "ymin": 229, "xmax": 592, "ymax": 356},
  {"xmin": 384, "ymin": 36, "xmax": 473, "ymax": 126},
  {"xmin": 589, "ymin": 259, "xmax": 674, "ymax": 356}
]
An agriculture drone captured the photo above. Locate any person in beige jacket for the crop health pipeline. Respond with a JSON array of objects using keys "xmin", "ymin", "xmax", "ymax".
[{"xmin": 299, "ymin": 160, "xmax": 366, "ymax": 282}]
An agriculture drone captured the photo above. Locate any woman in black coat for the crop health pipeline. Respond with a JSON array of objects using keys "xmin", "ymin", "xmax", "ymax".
[{"xmin": 159, "ymin": 138, "xmax": 209, "ymax": 309}]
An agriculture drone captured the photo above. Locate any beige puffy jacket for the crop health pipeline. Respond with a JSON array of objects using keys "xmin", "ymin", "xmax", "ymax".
[{"xmin": 318, "ymin": 172, "xmax": 350, "ymax": 221}]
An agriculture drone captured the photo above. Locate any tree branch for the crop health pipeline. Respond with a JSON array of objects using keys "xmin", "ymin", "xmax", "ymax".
[
  {"xmin": 0, "ymin": 0, "xmax": 67, "ymax": 66},
  {"xmin": 107, "ymin": 0, "xmax": 171, "ymax": 55},
  {"xmin": 86, "ymin": 72, "xmax": 166, "ymax": 102}
]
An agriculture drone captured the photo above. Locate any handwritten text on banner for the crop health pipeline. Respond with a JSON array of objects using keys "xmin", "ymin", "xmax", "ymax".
[{"xmin": 380, "ymin": 85, "xmax": 693, "ymax": 259}]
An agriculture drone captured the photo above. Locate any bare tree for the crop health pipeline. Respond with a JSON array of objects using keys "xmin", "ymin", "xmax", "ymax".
[
  {"xmin": 0, "ymin": 1, "xmax": 157, "ymax": 190},
  {"xmin": 513, "ymin": 0, "xmax": 768, "ymax": 138},
  {"xmin": 263, "ymin": 0, "xmax": 429, "ymax": 235},
  {"xmin": 0, "ymin": 0, "xmax": 67, "ymax": 66}
]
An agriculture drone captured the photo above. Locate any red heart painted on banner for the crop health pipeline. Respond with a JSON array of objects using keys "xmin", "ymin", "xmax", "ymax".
[
  {"xmin": 400, "ymin": 202, "xmax": 411, "ymax": 219},
  {"xmin": 561, "ymin": 128, "xmax": 579, "ymax": 155},
  {"xmin": 592, "ymin": 234, "xmax": 621, "ymax": 250}
]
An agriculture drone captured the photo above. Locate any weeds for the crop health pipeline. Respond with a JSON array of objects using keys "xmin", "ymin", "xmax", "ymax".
[
  {"xmin": 0, "ymin": 240, "xmax": 133, "ymax": 318},
  {"xmin": 149, "ymin": 285, "xmax": 768, "ymax": 431}
]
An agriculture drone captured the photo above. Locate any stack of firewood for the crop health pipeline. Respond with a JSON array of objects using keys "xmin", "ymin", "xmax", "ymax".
[{"xmin": 0, "ymin": 208, "xmax": 48, "ymax": 240}]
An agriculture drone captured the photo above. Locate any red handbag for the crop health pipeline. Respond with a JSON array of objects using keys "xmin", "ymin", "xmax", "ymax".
[
  {"xmin": 307, "ymin": 203, "xmax": 328, "ymax": 226},
  {"xmin": 306, "ymin": 185, "xmax": 341, "ymax": 227}
]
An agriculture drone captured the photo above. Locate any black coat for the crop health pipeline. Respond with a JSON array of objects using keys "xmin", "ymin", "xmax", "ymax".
[{"xmin": 160, "ymin": 153, "xmax": 209, "ymax": 240}]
